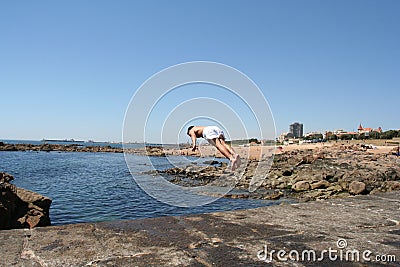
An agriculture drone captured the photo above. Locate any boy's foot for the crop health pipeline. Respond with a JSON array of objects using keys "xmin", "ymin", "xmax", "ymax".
[
  {"xmin": 235, "ymin": 154, "xmax": 241, "ymax": 169},
  {"xmin": 231, "ymin": 156, "xmax": 238, "ymax": 171},
  {"xmin": 230, "ymin": 154, "xmax": 241, "ymax": 171}
]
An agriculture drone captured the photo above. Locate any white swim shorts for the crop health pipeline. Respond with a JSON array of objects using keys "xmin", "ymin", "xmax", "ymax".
[{"xmin": 202, "ymin": 126, "xmax": 225, "ymax": 140}]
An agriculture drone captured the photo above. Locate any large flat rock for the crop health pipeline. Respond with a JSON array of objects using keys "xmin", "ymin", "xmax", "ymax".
[{"xmin": 0, "ymin": 192, "xmax": 399, "ymax": 266}]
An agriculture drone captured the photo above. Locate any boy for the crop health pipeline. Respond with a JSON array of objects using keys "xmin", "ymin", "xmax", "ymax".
[{"xmin": 187, "ymin": 126, "xmax": 241, "ymax": 170}]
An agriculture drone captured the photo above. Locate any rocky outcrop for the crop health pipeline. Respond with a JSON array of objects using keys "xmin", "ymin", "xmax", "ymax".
[
  {"xmin": 0, "ymin": 142, "xmax": 124, "ymax": 153},
  {"xmin": 0, "ymin": 172, "xmax": 52, "ymax": 229},
  {"xmin": 159, "ymin": 144, "xmax": 400, "ymax": 201},
  {"xmin": 145, "ymin": 146, "xmax": 166, "ymax": 157}
]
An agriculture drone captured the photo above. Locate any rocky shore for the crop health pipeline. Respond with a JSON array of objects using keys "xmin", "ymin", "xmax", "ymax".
[
  {"xmin": 0, "ymin": 142, "xmax": 173, "ymax": 155},
  {"xmin": 158, "ymin": 144, "xmax": 400, "ymax": 201},
  {"xmin": 0, "ymin": 172, "xmax": 52, "ymax": 230},
  {"xmin": 0, "ymin": 142, "xmax": 124, "ymax": 153}
]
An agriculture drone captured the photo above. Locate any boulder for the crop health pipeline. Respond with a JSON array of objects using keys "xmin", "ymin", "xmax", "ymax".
[
  {"xmin": 0, "ymin": 172, "xmax": 52, "ymax": 229},
  {"xmin": 311, "ymin": 180, "xmax": 331, "ymax": 190},
  {"xmin": 349, "ymin": 181, "xmax": 366, "ymax": 195},
  {"xmin": 292, "ymin": 181, "xmax": 311, "ymax": 192}
]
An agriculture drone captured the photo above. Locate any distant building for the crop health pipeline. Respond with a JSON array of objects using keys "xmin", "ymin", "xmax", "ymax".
[
  {"xmin": 358, "ymin": 123, "xmax": 382, "ymax": 134},
  {"xmin": 278, "ymin": 132, "xmax": 294, "ymax": 142},
  {"xmin": 304, "ymin": 131, "xmax": 322, "ymax": 137},
  {"xmin": 333, "ymin": 129, "xmax": 347, "ymax": 135},
  {"xmin": 290, "ymin": 122, "xmax": 303, "ymax": 138}
]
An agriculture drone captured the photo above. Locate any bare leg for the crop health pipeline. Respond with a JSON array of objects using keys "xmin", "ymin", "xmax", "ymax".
[
  {"xmin": 219, "ymin": 137, "xmax": 241, "ymax": 169},
  {"xmin": 219, "ymin": 138, "xmax": 235, "ymax": 155},
  {"xmin": 209, "ymin": 138, "xmax": 239, "ymax": 170},
  {"xmin": 209, "ymin": 138, "xmax": 233, "ymax": 159}
]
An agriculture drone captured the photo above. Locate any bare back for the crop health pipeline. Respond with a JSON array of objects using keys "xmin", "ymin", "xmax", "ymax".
[{"xmin": 190, "ymin": 126, "xmax": 206, "ymax": 138}]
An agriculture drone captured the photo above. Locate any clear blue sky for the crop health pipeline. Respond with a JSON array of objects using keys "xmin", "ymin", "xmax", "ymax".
[{"xmin": 1, "ymin": 0, "xmax": 399, "ymax": 142}]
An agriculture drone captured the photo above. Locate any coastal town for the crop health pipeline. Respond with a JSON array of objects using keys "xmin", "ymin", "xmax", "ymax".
[{"xmin": 278, "ymin": 122, "xmax": 399, "ymax": 146}]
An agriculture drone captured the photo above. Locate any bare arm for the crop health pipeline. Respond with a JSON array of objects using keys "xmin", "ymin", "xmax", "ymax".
[{"xmin": 190, "ymin": 133, "xmax": 197, "ymax": 151}]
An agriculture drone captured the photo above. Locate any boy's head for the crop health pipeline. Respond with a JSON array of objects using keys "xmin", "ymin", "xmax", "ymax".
[{"xmin": 187, "ymin": 125, "xmax": 194, "ymax": 135}]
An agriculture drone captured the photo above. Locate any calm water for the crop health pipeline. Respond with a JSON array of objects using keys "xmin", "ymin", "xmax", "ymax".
[{"xmin": 0, "ymin": 149, "xmax": 275, "ymax": 225}]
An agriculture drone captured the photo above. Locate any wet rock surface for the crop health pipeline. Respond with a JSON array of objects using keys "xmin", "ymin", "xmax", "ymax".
[
  {"xmin": 0, "ymin": 192, "xmax": 398, "ymax": 266},
  {"xmin": 0, "ymin": 173, "xmax": 52, "ymax": 230}
]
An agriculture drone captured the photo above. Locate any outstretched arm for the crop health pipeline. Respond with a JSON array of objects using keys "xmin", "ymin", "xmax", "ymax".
[{"xmin": 190, "ymin": 134, "xmax": 197, "ymax": 151}]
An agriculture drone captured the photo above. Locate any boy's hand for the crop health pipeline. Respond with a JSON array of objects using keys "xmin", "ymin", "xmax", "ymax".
[{"xmin": 191, "ymin": 146, "xmax": 197, "ymax": 152}]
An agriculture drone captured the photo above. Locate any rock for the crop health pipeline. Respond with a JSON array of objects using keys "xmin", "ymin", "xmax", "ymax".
[
  {"xmin": 332, "ymin": 192, "xmax": 351, "ymax": 198},
  {"xmin": 382, "ymin": 181, "xmax": 400, "ymax": 192},
  {"xmin": 311, "ymin": 180, "xmax": 331, "ymax": 190},
  {"xmin": 292, "ymin": 181, "xmax": 310, "ymax": 192},
  {"xmin": 296, "ymin": 155, "xmax": 314, "ymax": 166},
  {"xmin": 261, "ymin": 191, "xmax": 284, "ymax": 200},
  {"xmin": 349, "ymin": 181, "xmax": 366, "ymax": 195},
  {"xmin": 0, "ymin": 172, "xmax": 14, "ymax": 183},
  {"xmin": 0, "ymin": 172, "xmax": 52, "ymax": 230},
  {"xmin": 338, "ymin": 181, "xmax": 348, "ymax": 190},
  {"xmin": 327, "ymin": 184, "xmax": 343, "ymax": 192},
  {"xmin": 313, "ymin": 152, "xmax": 325, "ymax": 160},
  {"xmin": 301, "ymin": 189, "xmax": 327, "ymax": 200},
  {"xmin": 203, "ymin": 160, "xmax": 221, "ymax": 166},
  {"xmin": 145, "ymin": 146, "xmax": 166, "ymax": 157}
]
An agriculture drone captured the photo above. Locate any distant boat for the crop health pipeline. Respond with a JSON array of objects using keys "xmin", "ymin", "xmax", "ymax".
[{"xmin": 41, "ymin": 139, "xmax": 84, "ymax": 143}]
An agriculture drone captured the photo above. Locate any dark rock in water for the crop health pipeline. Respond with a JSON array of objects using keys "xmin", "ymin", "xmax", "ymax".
[
  {"xmin": 0, "ymin": 172, "xmax": 52, "ymax": 229},
  {"xmin": 349, "ymin": 181, "xmax": 366, "ymax": 195},
  {"xmin": 203, "ymin": 160, "xmax": 221, "ymax": 166}
]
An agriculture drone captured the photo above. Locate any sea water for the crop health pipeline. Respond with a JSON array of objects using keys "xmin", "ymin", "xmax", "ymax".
[{"xmin": 0, "ymin": 147, "xmax": 275, "ymax": 225}]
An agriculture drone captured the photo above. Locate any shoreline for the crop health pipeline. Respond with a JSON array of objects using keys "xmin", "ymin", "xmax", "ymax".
[
  {"xmin": 1, "ymin": 139, "xmax": 398, "ymax": 155},
  {"xmin": 1, "ymin": 140, "xmax": 399, "ymax": 223},
  {"xmin": 1, "ymin": 141, "xmax": 399, "ymax": 203}
]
